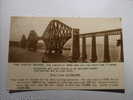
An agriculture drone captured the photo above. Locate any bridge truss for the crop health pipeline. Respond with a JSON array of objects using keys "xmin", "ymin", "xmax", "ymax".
[{"xmin": 42, "ymin": 20, "xmax": 73, "ymax": 54}]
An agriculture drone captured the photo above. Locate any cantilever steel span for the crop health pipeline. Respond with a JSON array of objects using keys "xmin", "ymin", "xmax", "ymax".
[{"xmin": 26, "ymin": 20, "xmax": 123, "ymax": 62}]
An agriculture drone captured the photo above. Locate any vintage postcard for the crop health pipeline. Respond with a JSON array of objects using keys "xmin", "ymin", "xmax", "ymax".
[{"xmin": 8, "ymin": 17, "xmax": 124, "ymax": 92}]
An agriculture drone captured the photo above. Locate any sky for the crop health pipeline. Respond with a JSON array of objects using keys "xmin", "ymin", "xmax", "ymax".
[{"xmin": 10, "ymin": 17, "xmax": 122, "ymax": 43}]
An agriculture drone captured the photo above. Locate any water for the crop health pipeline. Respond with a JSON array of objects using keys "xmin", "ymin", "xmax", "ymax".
[{"xmin": 63, "ymin": 44, "xmax": 121, "ymax": 62}]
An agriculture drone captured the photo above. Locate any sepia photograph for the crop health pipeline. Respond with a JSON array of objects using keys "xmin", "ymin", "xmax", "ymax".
[
  {"xmin": 8, "ymin": 17, "xmax": 124, "ymax": 63},
  {"xmin": 8, "ymin": 17, "xmax": 125, "ymax": 91}
]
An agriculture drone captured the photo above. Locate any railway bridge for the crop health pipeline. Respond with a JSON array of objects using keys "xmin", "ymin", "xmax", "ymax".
[{"xmin": 26, "ymin": 20, "xmax": 124, "ymax": 62}]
